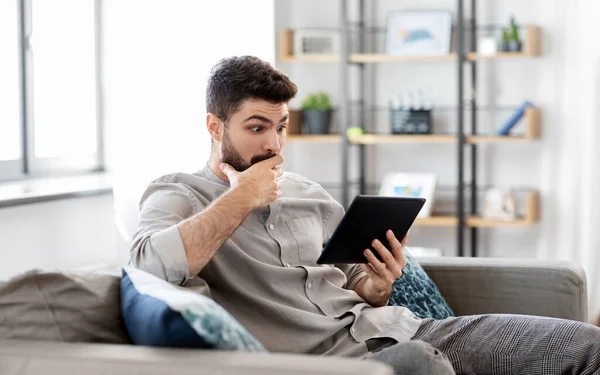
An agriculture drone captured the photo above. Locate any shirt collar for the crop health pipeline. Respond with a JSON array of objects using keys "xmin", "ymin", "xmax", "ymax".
[{"xmin": 199, "ymin": 163, "xmax": 230, "ymax": 187}]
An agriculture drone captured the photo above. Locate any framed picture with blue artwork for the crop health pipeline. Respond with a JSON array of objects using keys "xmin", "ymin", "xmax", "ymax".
[
  {"xmin": 385, "ymin": 11, "xmax": 453, "ymax": 56},
  {"xmin": 378, "ymin": 172, "xmax": 436, "ymax": 218}
]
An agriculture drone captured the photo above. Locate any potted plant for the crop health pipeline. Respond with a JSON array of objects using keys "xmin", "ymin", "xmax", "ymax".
[
  {"xmin": 500, "ymin": 28, "xmax": 511, "ymax": 52},
  {"xmin": 500, "ymin": 15, "xmax": 522, "ymax": 52},
  {"xmin": 507, "ymin": 15, "xmax": 522, "ymax": 52},
  {"xmin": 301, "ymin": 91, "xmax": 333, "ymax": 134}
]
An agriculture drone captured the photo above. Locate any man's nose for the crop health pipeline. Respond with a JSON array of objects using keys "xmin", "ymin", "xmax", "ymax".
[{"xmin": 264, "ymin": 130, "xmax": 281, "ymax": 153}]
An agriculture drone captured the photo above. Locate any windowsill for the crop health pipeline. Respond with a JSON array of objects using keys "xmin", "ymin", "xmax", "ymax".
[{"xmin": 0, "ymin": 173, "xmax": 113, "ymax": 208}]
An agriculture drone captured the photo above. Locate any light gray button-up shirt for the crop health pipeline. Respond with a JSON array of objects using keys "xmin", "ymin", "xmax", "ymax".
[{"xmin": 130, "ymin": 164, "xmax": 422, "ymax": 357}]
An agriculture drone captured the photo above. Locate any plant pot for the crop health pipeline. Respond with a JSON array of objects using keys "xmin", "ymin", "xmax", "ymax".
[
  {"xmin": 506, "ymin": 40, "xmax": 522, "ymax": 52},
  {"xmin": 303, "ymin": 109, "xmax": 332, "ymax": 135}
]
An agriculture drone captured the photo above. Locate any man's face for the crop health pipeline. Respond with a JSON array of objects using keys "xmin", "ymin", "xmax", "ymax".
[{"xmin": 220, "ymin": 99, "xmax": 288, "ymax": 172}]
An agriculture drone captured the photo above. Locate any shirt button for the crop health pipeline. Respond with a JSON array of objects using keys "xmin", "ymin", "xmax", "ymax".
[
  {"xmin": 269, "ymin": 224, "xmax": 275, "ymax": 230},
  {"xmin": 307, "ymin": 282, "xmax": 312, "ymax": 289},
  {"xmin": 284, "ymin": 263, "xmax": 290, "ymax": 268},
  {"xmin": 350, "ymin": 327, "xmax": 356, "ymax": 334}
]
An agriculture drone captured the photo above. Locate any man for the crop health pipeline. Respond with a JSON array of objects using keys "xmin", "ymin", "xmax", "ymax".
[{"xmin": 130, "ymin": 56, "xmax": 600, "ymax": 375}]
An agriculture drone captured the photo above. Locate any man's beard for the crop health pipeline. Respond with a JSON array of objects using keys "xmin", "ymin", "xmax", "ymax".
[{"xmin": 221, "ymin": 129, "xmax": 276, "ymax": 172}]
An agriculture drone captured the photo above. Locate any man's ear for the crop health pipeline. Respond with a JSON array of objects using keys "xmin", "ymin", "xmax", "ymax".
[{"xmin": 207, "ymin": 113, "xmax": 224, "ymax": 143}]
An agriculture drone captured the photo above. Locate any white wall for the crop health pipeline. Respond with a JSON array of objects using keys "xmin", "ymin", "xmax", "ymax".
[
  {"xmin": 276, "ymin": 0, "xmax": 563, "ymax": 258},
  {"xmin": 102, "ymin": 0, "xmax": 276, "ymax": 264},
  {"xmin": 0, "ymin": 195, "xmax": 117, "ymax": 281},
  {"xmin": 0, "ymin": 1, "xmax": 279, "ymax": 281}
]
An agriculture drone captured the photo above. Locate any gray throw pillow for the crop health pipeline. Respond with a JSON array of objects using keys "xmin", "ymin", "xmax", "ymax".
[{"xmin": 0, "ymin": 270, "xmax": 130, "ymax": 344}]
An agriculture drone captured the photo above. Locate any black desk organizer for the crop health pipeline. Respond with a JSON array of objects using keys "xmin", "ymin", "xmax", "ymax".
[{"xmin": 390, "ymin": 109, "xmax": 432, "ymax": 135}]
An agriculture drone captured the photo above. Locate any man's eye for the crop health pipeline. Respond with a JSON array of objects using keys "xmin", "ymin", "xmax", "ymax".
[
  {"xmin": 277, "ymin": 125, "xmax": 287, "ymax": 132},
  {"xmin": 250, "ymin": 126, "xmax": 263, "ymax": 133}
]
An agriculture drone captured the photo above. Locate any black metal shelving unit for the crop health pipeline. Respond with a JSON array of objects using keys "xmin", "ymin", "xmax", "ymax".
[
  {"xmin": 279, "ymin": 0, "xmax": 540, "ymax": 258},
  {"xmin": 338, "ymin": 0, "xmax": 479, "ymax": 257}
]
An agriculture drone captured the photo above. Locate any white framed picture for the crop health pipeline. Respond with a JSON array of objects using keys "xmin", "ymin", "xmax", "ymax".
[
  {"xmin": 293, "ymin": 29, "xmax": 340, "ymax": 57},
  {"xmin": 385, "ymin": 11, "xmax": 453, "ymax": 56},
  {"xmin": 378, "ymin": 172, "xmax": 436, "ymax": 218}
]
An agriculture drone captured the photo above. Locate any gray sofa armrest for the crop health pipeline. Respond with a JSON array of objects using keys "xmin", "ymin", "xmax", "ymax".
[
  {"xmin": 0, "ymin": 340, "xmax": 393, "ymax": 375},
  {"xmin": 418, "ymin": 257, "xmax": 588, "ymax": 322}
]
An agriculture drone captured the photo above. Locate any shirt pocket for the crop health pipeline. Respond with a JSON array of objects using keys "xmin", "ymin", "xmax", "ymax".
[{"xmin": 285, "ymin": 216, "xmax": 324, "ymax": 266}]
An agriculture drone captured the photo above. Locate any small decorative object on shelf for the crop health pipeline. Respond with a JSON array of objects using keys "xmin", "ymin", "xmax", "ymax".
[
  {"xmin": 390, "ymin": 89, "xmax": 433, "ymax": 134},
  {"xmin": 293, "ymin": 29, "xmax": 340, "ymax": 57},
  {"xmin": 301, "ymin": 91, "xmax": 333, "ymax": 134},
  {"xmin": 346, "ymin": 126, "xmax": 364, "ymax": 140},
  {"xmin": 478, "ymin": 35, "xmax": 498, "ymax": 56},
  {"xmin": 378, "ymin": 172, "xmax": 437, "ymax": 218},
  {"xmin": 391, "ymin": 109, "xmax": 432, "ymax": 134},
  {"xmin": 483, "ymin": 188, "xmax": 517, "ymax": 220},
  {"xmin": 385, "ymin": 11, "xmax": 452, "ymax": 56},
  {"xmin": 500, "ymin": 15, "xmax": 523, "ymax": 52},
  {"xmin": 497, "ymin": 101, "xmax": 533, "ymax": 135}
]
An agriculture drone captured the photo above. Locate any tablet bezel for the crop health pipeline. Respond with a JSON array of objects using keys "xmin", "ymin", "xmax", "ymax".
[{"xmin": 316, "ymin": 195, "xmax": 425, "ymax": 264}]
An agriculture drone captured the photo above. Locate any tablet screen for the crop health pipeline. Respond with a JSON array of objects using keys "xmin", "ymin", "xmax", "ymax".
[{"xmin": 316, "ymin": 195, "xmax": 425, "ymax": 264}]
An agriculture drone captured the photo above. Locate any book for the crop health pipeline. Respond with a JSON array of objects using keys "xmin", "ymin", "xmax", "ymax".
[{"xmin": 497, "ymin": 101, "xmax": 532, "ymax": 136}]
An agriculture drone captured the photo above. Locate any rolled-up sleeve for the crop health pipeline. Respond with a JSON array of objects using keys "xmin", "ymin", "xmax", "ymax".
[{"xmin": 130, "ymin": 180, "xmax": 197, "ymax": 285}]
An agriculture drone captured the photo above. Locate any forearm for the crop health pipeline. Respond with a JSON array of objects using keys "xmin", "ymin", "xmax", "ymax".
[
  {"xmin": 353, "ymin": 276, "xmax": 392, "ymax": 307},
  {"xmin": 177, "ymin": 187, "xmax": 254, "ymax": 276}
]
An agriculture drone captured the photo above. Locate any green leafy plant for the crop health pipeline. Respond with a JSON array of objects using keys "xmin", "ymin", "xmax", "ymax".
[
  {"xmin": 501, "ymin": 28, "xmax": 511, "ymax": 43},
  {"xmin": 509, "ymin": 15, "xmax": 520, "ymax": 42},
  {"xmin": 301, "ymin": 91, "xmax": 332, "ymax": 111}
]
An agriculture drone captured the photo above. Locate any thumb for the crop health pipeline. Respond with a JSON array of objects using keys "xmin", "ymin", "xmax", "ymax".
[{"xmin": 220, "ymin": 163, "xmax": 238, "ymax": 179}]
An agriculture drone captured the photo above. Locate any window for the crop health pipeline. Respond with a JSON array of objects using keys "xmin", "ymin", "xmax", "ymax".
[
  {"xmin": 0, "ymin": 0, "xmax": 21, "ymax": 172},
  {"xmin": 0, "ymin": 0, "xmax": 102, "ymax": 182}
]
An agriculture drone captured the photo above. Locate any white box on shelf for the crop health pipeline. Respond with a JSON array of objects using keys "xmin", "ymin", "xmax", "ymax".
[
  {"xmin": 293, "ymin": 29, "xmax": 340, "ymax": 57},
  {"xmin": 478, "ymin": 37, "xmax": 498, "ymax": 55}
]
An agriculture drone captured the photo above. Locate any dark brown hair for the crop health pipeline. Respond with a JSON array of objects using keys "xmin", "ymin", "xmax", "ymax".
[{"xmin": 206, "ymin": 56, "xmax": 298, "ymax": 125}]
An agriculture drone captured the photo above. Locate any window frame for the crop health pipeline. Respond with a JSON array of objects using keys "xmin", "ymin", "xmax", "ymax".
[{"xmin": 0, "ymin": 0, "xmax": 104, "ymax": 183}]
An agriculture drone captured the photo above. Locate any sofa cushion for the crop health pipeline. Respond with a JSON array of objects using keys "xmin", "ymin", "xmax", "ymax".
[
  {"xmin": 121, "ymin": 267, "xmax": 266, "ymax": 352},
  {"xmin": 0, "ymin": 269, "xmax": 130, "ymax": 344},
  {"xmin": 387, "ymin": 248, "xmax": 454, "ymax": 319}
]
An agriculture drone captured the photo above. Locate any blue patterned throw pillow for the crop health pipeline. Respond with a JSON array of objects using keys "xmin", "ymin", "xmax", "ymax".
[
  {"xmin": 387, "ymin": 249, "xmax": 454, "ymax": 319},
  {"xmin": 120, "ymin": 267, "xmax": 266, "ymax": 352}
]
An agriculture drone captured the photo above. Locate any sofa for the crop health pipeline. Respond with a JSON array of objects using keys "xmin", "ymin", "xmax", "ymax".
[{"xmin": 0, "ymin": 256, "xmax": 587, "ymax": 375}]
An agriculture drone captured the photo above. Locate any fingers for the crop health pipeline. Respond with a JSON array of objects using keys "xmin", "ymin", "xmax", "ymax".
[
  {"xmin": 400, "ymin": 232, "xmax": 408, "ymax": 246},
  {"xmin": 371, "ymin": 239, "xmax": 403, "ymax": 279},
  {"xmin": 386, "ymin": 230, "xmax": 407, "ymax": 267},
  {"xmin": 260, "ymin": 154, "xmax": 284, "ymax": 169},
  {"xmin": 363, "ymin": 248, "xmax": 388, "ymax": 275},
  {"xmin": 220, "ymin": 163, "xmax": 238, "ymax": 179},
  {"xmin": 273, "ymin": 166, "xmax": 283, "ymax": 179},
  {"xmin": 360, "ymin": 263, "xmax": 377, "ymax": 278}
]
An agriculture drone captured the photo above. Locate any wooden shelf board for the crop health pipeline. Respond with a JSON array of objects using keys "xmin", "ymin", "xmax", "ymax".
[
  {"xmin": 466, "ymin": 52, "xmax": 538, "ymax": 61},
  {"xmin": 415, "ymin": 191, "xmax": 539, "ymax": 227},
  {"xmin": 415, "ymin": 217, "xmax": 457, "ymax": 226},
  {"xmin": 287, "ymin": 135, "xmax": 341, "ymax": 142},
  {"xmin": 350, "ymin": 53, "xmax": 457, "ymax": 63},
  {"xmin": 351, "ymin": 134, "xmax": 538, "ymax": 144},
  {"xmin": 282, "ymin": 52, "xmax": 538, "ymax": 64},
  {"xmin": 350, "ymin": 134, "xmax": 456, "ymax": 144},
  {"xmin": 467, "ymin": 135, "xmax": 534, "ymax": 143},
  {"xmin": 281, "ymin": 55, "xmax": 339, "ymax": 63},
  {"xmin": 467, "ymin": 217, "xmax": 534, "ymax": 227},
  {"xmin": 414, "ymin": 216, "xmax": 536, "ymax": 227}
]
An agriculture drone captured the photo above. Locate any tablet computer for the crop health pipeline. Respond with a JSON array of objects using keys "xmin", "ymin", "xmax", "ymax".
[{"xmin": 316, "ymin": 195, "xmax": 425, "ymax": 264}]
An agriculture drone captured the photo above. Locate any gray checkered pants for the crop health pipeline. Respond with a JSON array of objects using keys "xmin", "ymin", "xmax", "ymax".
[{"xmin": 411, "ymin": 314, "xmax": 600, "ymax": 375}]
